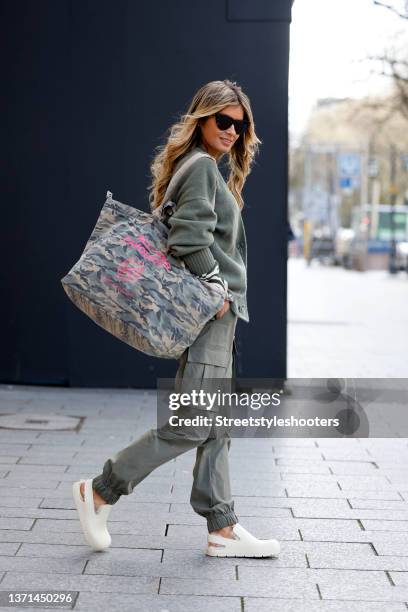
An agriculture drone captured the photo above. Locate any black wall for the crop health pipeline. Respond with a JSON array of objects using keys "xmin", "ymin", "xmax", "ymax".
[{"xmin": 2, "ymin": 0, "xmax": 292, "ymax": 387}]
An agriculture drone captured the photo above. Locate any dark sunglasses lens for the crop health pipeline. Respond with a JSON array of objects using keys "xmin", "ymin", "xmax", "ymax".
[
  {"xmin": 215, "ymin": 114, "xmax": 248, "ymax": 135},
  {"xmin": 215, "ymin": 114, "xmax": 232, "ymax": 130},
  {"xmin": 235, "ymin": 120, "xmax": 248, "ymax": 135}
]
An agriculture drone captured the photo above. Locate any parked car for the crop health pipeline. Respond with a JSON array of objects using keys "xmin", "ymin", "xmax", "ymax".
[
  {"xmin": 307, "ymin": 232, "xmax": 336, "ymax": 266},
  {"xmin": 396, "ymin": 241, "xmax": 408, "ymax": 272},
  {"xmin": 335, "ymin": 228, "xmax": 355, "ymax": 269},
  {"xmin": 349, "ymin": 204, "xmax": 408, "ymax": 271}
]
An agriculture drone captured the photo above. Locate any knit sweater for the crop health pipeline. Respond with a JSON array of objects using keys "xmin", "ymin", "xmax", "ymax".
[{"xmin": 166, "ymin": 143, "xmax": 249, "ymax": 323}]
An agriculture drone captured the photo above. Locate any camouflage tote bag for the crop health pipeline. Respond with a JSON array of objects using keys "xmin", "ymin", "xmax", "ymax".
[{"xmin": 60, "ymin": 152, "xmax": 226, "ymax": 360}]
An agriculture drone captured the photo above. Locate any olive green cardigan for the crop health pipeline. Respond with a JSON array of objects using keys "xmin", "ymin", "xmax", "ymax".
[{"xmin": 166, "ymin": 143, "xmax": 249, "ymax": 322}]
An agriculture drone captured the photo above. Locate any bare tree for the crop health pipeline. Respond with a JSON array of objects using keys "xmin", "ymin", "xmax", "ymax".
[
  {"xmin": 367, "ymin": 1, "xmax": 408, "ymax": 121},
  {"xmin": 373, "ymin": 0, "xmax": 407, "ymax": 19}
]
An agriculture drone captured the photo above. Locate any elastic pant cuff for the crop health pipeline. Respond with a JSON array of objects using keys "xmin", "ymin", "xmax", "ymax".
[
  {"xmin": 92, "ymin": 475, "xmax": 121, "ymax": 505},
  {"xmin": 207, "ymin": 510, "xmax": 239, "ymax": 533}
]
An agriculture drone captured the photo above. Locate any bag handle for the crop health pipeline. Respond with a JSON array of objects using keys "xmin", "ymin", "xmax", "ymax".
[
  {"xmin": 155, "ymin": 151, "xmax": 216, "ymax": 221},
  {"xmin": 105, "ymin": 151, "xmax": 216, "ymax": 221}
]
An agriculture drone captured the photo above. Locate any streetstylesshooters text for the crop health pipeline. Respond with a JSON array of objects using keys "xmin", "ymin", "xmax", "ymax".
[{"xmin": 168, "ymin": 414, "xmax": 340, "ymax": 429}]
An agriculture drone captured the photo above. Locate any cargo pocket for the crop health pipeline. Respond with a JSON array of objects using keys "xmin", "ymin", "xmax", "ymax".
[
  {"xmin": 186, "ymin": 317, "xmax": 232, "ymax": 368},
  {"xmin": 180, "ymin": 361, "xmax": 231, "ymax": 413}
]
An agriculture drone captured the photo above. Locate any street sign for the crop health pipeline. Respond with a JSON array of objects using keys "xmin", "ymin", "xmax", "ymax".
[
  {"xmin": 338, "ymin": 152, "xmax": 361, "ymax": 178},
  {"xmin": 338, "ymin": 152, "xmax": 361, "ymax": 191},
  {"xmin": 340, "ymin": 177, "xmax": 351, "ymax": 188},
  {"xmin": 367, "ymin": 157, "xmax": 379, "ymax": 178}
]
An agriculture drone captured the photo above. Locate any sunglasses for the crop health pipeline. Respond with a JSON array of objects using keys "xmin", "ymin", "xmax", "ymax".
[{"xmin": 214, "ymin": 112, "xmax": 249, "ymax": 136}]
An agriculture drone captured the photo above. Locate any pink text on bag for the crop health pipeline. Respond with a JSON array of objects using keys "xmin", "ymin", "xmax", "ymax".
[{"xmin": 123, "ymin": 234, "xmax": 171, "ymax": 270}]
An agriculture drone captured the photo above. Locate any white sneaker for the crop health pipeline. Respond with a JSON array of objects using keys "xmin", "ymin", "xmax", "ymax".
[
  {"xmin": 72, "ymin": 478, "xmax": 113, "ymax": 551},
  {"xmin": 206, "ymin": 523, "xmax": 280, "ymax": 558}
]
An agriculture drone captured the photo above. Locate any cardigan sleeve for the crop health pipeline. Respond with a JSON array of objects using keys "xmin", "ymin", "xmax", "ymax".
[{"xmin": 166, "ymin": 156, "xmax": 219, "ymax": 276}]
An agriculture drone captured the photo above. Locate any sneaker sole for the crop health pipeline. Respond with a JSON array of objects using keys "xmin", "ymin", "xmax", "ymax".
[{"xmin": 206, "ymin": 544, "xmax": 280, "ymax": 558}]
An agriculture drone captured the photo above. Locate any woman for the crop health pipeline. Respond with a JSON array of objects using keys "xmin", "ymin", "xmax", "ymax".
[{"xmin": 73, "ymin": 79, "xmax": 280, "ymax": 558}]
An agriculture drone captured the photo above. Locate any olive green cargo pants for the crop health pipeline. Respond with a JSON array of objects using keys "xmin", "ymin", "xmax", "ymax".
[{"xmin": 92, "ymin": 307, "xmax": 239, "ymax": 533}]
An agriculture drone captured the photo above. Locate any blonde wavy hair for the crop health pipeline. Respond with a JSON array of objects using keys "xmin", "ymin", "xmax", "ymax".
[{"xmin": 148, "ymin": 79, "xmax": 261, "ymax": 212}]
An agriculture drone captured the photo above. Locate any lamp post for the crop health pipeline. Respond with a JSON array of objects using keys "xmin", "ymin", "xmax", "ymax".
[{"xmin": 389, "ymin": 144, "xmax": 398, "ymax": 274}]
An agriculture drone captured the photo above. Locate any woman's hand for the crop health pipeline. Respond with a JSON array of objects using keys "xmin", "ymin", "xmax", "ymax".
[{"xmin": 215, "ymin": 299, "xmax": 230, "ymax": 319}]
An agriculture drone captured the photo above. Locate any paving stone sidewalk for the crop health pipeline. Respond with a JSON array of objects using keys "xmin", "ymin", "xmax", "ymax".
[{"xmin": 0, "ymin": 385, "xmax": 407, "ymax": 611}]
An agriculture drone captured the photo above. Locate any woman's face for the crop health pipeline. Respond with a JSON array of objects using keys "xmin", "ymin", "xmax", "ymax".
[{"xmin": 199, "ymin": 104, "xmax": 245, "ymax": 160}]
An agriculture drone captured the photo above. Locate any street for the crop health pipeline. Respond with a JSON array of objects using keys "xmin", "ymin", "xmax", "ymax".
[{"xmin": 288, "ymin": 257, "xmax": 408, "ymax": 377}]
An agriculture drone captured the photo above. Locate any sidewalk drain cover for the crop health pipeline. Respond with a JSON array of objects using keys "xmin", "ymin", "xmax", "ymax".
[{"xmin": 0, "ymin": 413, "xmax": 82, "ymax": 431}]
